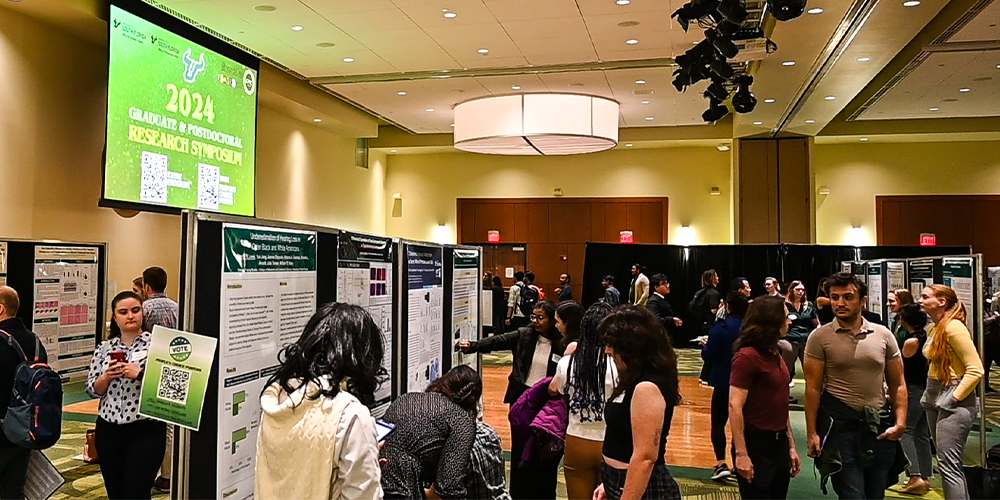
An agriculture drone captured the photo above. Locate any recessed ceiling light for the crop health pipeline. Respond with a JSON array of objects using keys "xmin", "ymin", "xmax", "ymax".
[
  {"xmin": 996, "ymin": 64, "xmax": 1000, "ymax": 69},
  {"xmin": 254, "ymin": 5, "xmax": 277, "ymax": 11},
  {"xmin": 805, "ymin": 119, "xmax": 815, "ymax": 124},
  {"xmin": 291, "ymin": 25, "xmax": 304, "ymax": 31},
  {"xmin": 316, "ymin": 42, "xmax": 336, "ymax": 48},
  {"xmin": 626, "ymin": 39, "xmax": 639, "ymax": 45},
  {"xmin": 959, "ymin": 88, "xmax": 971, "ymax": 92},
  {"xmin": 764, "ymin": 98, "xmax": 775, "ymax": 103},
  {"xmin": 625, "ymin": 143, "xmax": 633, "ymax": 147},
  {"xmin": 807, "ymin": 7, "xmax": 824, "ymax": 14},
  {"xmin": 450, "ymin": 123, "xmax": 455, "ymax": 127},
  {"xmin": 313, "ymin": 118, "xmax": 322, "ymax": 123},
  {"xmin": 390, "ymin": 150, "xmax": 397, "ymax": 153},
  {"xmin": 903, "ymin": 0, "xmax": 921, "ymax": 6},
  {"xmin": 617, "ymin": 0, "xmax": 631, "ymax": 5},
  {"xmin": 753, "ymin": 121, "xmax": 763, "ymax": 125},
  {"xmin": 477, "ymin": 48, "xmax": 489, "ymax": 54},
  {"xmin": 717, "ymin": 145, "xmax": 731, "ymax": 152},
  {"xmin": 782, "ymin": 61, "xmax": 796, "ymax": 66},
  {"xmin": 343, "ymin": 57, "xmax": 354, "ymax": 62},
  {"xmin": 824, "ymin": 95, "xmax": 836, "ymax": 100},
  {"xmin": 929, "ymin": 107, "xmax": 939, "ymax": 111},
  {"xmin": 443, "ymin": 11, "xmax": 457, "ymax": 18},
  {"xmin": 426, "ymin": 108, "xmax": 435, "ymax": 112},
  {"xmin": 511, "ymin": 85, "xmax": 521, "ymax": 90},
  {"xmin": 645, "ymin": 116, "xmax": 654, "ymax": 121},
  {"xmin": 635, "ymin": 80, "xmax": 646, "ymax": 84},
  {"xmin": 641, "ymin": 100, "xmax": 650, "ymax": 104},
  {"xmin": 857, "ymin": 57, "xmax": 872, "ymax": 62},
  {"xmin": 860, "ymin": 138, "xmax": 868, "ymax": 142}
]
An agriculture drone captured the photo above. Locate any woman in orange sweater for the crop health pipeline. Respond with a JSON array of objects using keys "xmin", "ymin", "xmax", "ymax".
[{"xmin": 919, "ymin": 285, "xmax": 984, "ymax": 500}]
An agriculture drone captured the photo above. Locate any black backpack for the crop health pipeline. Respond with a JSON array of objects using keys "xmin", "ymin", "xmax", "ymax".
[
  {"xmin": 519, "ymin": 285, "xmax": 539, "ymax": 316},
  {"xmin": 688, "ymin": 288, "xmax": 710, "ymax": 320},
  {"xmin": 0, "ymin": 330, "xmax": 62, "ymax": 449}
]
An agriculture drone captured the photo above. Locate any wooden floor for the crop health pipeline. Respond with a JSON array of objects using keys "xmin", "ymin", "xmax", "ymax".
[{"xmin": 482, "ymin": 365, "xmax": 728, "ymax": 469}]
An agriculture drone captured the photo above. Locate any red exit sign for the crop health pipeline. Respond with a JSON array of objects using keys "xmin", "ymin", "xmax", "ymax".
[
  {"xmin": 620, "ymin": 231, "xmax": 634, "ymax": 244},
  {"xmin": 487, "ymin": 230, "xmax": 501, "ymax": 244},
  {"xmin": 920, "ymin": 233, "xmax": 936, "ymax": 247}
]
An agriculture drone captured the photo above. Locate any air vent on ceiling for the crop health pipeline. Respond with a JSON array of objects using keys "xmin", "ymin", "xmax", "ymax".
[
  {"xmin": 934, "ymin": 0, "xmax": 994, "ymax": 44},
  {"xmin": 618, "ymin": 21, "xmax": 640, "ymax": 27},
  {"xmin": 633, "ymin": 90, "xmax": 653, "ymax": 95}
]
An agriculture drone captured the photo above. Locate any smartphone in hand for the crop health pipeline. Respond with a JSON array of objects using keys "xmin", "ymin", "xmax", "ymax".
[
  {"xmin": 375, "ymin": 419, "xmax": 396, "ymax": 443},
  {"xmin": 109, "ymin": 351, "xmax": 127, "ymax": 363}
]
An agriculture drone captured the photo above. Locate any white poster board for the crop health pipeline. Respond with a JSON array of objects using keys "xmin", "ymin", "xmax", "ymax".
[
  {"xmin": 908, "ymin": 259, "xmax": 935, "ymax": 298},
  {"xmin": 942, "ymin": 257, "xmax": 975, "ymax": 331},
  {"xmin": 0, "ymin": 242, "xmax": 7, "ymax": 286},
  {"xmin": 32, "ymin": 246, "xmax": 100, "ymax": 379},
  {"xmin": 867, "ymin": 262, "xmax": 884, "ymax": 316},
  {"xmin": 886, "ymin": 262, "xmax": 906, "ymax": 292},
  {"xmin": 405, "ymin": 244, "xmax": 443, "ymax": 393},
  {"xmin": 216, "ymin": 223, "xmax": 317, "ymax": 500},
  {"xmin": 451, "ymin": 249, "xmax": 480, "ymax": 370}
]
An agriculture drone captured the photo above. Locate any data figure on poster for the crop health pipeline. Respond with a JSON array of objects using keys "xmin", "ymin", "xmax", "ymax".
[
  {"xmin": 887, "ymin": 262, "xmax": 906, "ymax": 292},
  {"xmin": 406, "ymin": 245, "xmax": 443, "ymax": 393},
  {"xmin": 32, "ymin": 246, "xmax": 100, "ymax": 379},
  {"xmin": 867, "ymin": 263, "xmax": 883, "ymax": 315},
  {"xmin": 942, "ymin": 258, "xmax": 975, "ymax": 331},
  {"xmin": 909, "ymin": 260, "xmax": 935, "ymax": 298},
  {"xmin": 337, "ymin": 232, "xmax": 395, "ymax": 407},
  {"xmin": 217, "ymin": 224, "xmax": 316, "ymax": 500},
  {"xmin": 451, "ymin": 249, "xmax": 480, "ymax": 370}
]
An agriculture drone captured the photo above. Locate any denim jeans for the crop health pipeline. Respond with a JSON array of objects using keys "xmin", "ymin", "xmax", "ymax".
[
  {"xmin": 732, "ymin": 427, "xmax": 791, "ymax": 499},
  {"xmin": 922, "ymin": 378, "xmax": 978, "ymax": 500},
  {"xmin": 828, "ymin": 425, "xmax": 897, "ymax": 500},
  {"xmin": 901, "ymin": 383, "xmax": 933, "ymax": 477}
]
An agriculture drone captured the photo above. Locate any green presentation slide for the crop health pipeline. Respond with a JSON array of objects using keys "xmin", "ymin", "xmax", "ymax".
[{"xmin": 104, "ymin": 5, "xmax": 257, "ymax": 216}]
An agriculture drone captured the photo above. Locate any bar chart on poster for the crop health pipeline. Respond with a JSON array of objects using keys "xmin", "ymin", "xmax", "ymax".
[{"xmin": 32, "ymin": 246, "xmax": 100, "ymax": 379}]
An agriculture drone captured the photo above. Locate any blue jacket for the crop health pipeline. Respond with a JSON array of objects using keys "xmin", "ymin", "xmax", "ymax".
[{"xmin": 701, "ymin": 315, "xmax": 744, "ymax": 389}]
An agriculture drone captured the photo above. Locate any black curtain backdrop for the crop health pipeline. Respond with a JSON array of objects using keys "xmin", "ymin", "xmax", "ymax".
[{"xmin": 582, "ymin": 243, "xmax": 970, "ymax": 345}]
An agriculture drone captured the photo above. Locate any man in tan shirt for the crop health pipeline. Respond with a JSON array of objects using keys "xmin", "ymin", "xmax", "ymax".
[{"xmin": 804, "ymin": 272, "xmax": 907, "ymax": 500}]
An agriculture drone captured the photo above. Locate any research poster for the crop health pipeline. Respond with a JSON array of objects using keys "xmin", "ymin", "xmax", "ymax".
[
  {"xmin": 887, "ymin": 262, "xmax": 906, "ymax": 292},
  {"xmin": 105, "ymin": 5, "xmax": 257, "ymax": 215},
  {"xmin": 337, "ymin": 232, "xmax": 394, "ymax": 409},
  {"xmin": 909, "ymin": 259, "xmax": 935, "ymax": 298},
  {"xmin": 451, "ymin": 249, "xmax": 480, "ymax": 371},
  {"xmin": 32, "ymin": 246, "xmax": 100, "ymax": 379},
  {"xmin": 0, "ymin": 242, "xmax": 7, "ymax": 286},
  {"xmin": 867, "ymin": 263, "xmax": 884, "ymax": 316},
  {"xmin": 942, "ymin": 257, "xmax": 975, "ymax": 331},
  {"xmin": 139, "ymin": 325, "xmax": 218, "ymax": 430},
  {"xmin": 406, "ymin": 244, "xmax": 443, "ymax": 393},
  {"xmin": 216, "ymin": 224, "xmax": 316, "ymax": 500}
]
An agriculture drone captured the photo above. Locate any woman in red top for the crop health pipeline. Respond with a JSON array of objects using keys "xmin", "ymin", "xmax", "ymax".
[{"xmin": 729, "ymin": 296, "xmax": 802, "ymax": 500}]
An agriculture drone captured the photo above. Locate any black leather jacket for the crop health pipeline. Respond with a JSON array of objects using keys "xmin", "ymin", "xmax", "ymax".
[{"xmin": 469, "ymin": 326, "xmax": 565, "ymax": 404}]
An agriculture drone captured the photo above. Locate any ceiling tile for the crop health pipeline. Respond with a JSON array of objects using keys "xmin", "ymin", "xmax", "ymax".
[
  {"xmin": 945, "ymin": 1, "xmax": 1000, "ymax": 43},
  {"xmin": 503, "ymin": 17, "xmax": 590, "ymax": 42},
  {"xmin": 485, "ymin": 0, "xmax": 582, "ymax": 21}
]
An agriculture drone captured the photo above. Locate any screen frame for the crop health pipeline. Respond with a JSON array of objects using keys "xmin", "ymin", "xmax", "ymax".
[{"xmin": 101, "ymin": 0, "xmax": 260, "ymax": 217}]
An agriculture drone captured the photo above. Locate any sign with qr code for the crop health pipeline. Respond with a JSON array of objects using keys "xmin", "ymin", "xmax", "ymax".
[{"xmin": 138, "ymin": 325, "xmax": 218, "ymax": 430}]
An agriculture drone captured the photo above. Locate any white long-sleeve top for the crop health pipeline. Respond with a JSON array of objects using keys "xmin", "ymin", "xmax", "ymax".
[{"xmin": 255, "ymin": 379, "xmax": 383, "ymax": 500}]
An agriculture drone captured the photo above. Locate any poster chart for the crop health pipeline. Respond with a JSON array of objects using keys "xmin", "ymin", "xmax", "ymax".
[
  {"xmin": 216, "ymin": 223, "xmax": 316, "ymax": 500},
  {"xmin": 337, "ymin": 232, "xmax": 394, "ymax": 408},
  {"xmin": 908, "ymin": 259, "xmax": 936, "ymax": 298},
  {"xmin": 451, "ymin": 249, "xmax": 480, "ymax": 370},
  {"xmin": 867, "ymin": 262, "xmax": 884, "ymax": 315},
  {"xmin": 406, "ymin": 244, "xmax": 443, "ymax": 393},
  {"xmin": 942, "ymin": 257, "xmax": 975, "ymax": 331},
  {"xmin": 139, "ymin": 325, "xmax": 218, "ymax": 430},
  {"xmin": 0, "ymin": 242, "xmax": 7, "ymax": 286},
  {"xmin": 32, "ymin": 246, "xmax": 100, "ymax": 379},
  {"xmin": 886, "ymin": 262, "xmax": 906, "ymax": 292}
]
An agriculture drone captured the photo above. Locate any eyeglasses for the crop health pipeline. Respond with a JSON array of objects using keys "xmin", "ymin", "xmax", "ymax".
[{"xmin": 529, "ymin": 315, "xmax": 547, "ymax": 321}]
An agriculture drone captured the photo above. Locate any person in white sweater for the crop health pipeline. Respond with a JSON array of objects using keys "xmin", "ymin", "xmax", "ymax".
[{"xmin": 255, "ymin": 303, "xmax": 388, "ymax": 500}]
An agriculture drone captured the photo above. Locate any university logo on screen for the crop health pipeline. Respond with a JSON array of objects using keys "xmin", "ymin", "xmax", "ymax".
[{"xmin": 114, "ymin": 18, "xmax": 147, "ymax": 44}]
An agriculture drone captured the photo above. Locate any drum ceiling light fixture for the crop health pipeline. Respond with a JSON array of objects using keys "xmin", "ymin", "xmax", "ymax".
[{"xmin": 453, "ymin": 94, "xmax": 619, "ymax": 155}]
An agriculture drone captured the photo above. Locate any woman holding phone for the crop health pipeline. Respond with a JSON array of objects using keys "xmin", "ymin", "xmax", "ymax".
[{"xmin": 86, "ymin": 291, "xmax": 163, "ymax": 500}]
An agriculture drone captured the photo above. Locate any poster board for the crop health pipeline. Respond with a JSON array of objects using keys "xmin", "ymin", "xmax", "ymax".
[
  {"xmin": 336, "ymin": 231, "xmax": 397, "ymax": 413},
  {"xmin": 867, "ymin": 262, "xmax": 884, "ymax": 317},
  {"xmin": 886, "ymin": 261, "xmax": 906, "ymax": 292},
  {"xmin": 908, "ymin": 259, "xmax": 937, "ymax": 297},
  {"xmin": 401, "ymin": 243, "xmax": 444, "ymax": 393},
  {"xmin": 942, "ymin": 257, "xmax": 976, "ymax": 332},
  {"xmin": 445, "ymin": 247, "xmax": 481, "ymax": 373},
  {"xmin": 0, "ymin": 240, "xmax": 107, "ymax": 382}
]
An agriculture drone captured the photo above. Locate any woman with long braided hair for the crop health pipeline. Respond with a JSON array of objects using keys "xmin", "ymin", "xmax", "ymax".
[
  {"xmin": 549, "ymin": 301, "xmax": 617, "ymax": 499},
  {"xmin": 380, "ymin": 365, "xmax": 483, "ymax": 499}
]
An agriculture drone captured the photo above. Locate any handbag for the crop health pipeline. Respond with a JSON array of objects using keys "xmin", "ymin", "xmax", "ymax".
[
  {"xmin": 83, "ymin": 429, "xmax": 98, "ymax": 464},
  {"xmin": 963, "ymin": 465, "xmax": 1000, "ymax": 500}
]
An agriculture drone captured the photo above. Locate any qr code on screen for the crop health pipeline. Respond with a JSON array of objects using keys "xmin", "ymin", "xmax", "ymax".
[
  {"xmin": 157, "ymin": 365, "xmax": 191, "ymax": 405},
  {"xmin": 198, "ymin": 164, "xmax": 220, "ymax": 210},
  {"xmin": 140, "ymin": 151, "xmax": 169, "ymax": 203}
]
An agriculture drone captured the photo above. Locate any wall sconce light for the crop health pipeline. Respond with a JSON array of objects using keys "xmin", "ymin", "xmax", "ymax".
[
  {"xmin": 676, "ymin": 225, "xmax": 697, "ymax": 247},
  {"xmin": 848, "ymin": 225, "xmax": 866, "ymax": 247},
  {"xmin": 717, "ymin": 144, "xmax": 731, "ymax": 152},
  {"xmin": 433, "ymin": 224, "xmax": 453, "ymax": 244},
  {"xmin": 391, "ymin": 193, "xmax": 403, "ymax": 218},
  {"xmin": 553, "ymin": 188, "xmax": 564, "ymax": 197},
  {"xmin": 710, "ymin": 187, "xmax": 721, "ymax": 196},
  {"xmin": 818, "ymin": 186, "xmax": 831, "ymax": 195}
]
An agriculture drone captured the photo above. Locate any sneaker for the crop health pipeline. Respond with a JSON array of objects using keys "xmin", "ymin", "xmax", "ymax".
[{"xmin": 711, "ymin": 464, "xmax": 733, "ymax": 482}]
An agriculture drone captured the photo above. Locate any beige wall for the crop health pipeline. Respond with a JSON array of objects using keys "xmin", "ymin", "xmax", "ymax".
[
  {"xmin": 384, "ymin": 147, "xmax": 733, "ymax": 245},
  {"xmin": 815, "ymin": 140, "xmax": 1000, "ymax": 246},
  {"xmin": 0, "ymin": 8, "xmax": 383, "ymax": 314}
]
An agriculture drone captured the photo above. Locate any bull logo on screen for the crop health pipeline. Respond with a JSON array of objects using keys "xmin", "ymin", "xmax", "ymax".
[{"xmin": 181, "ymin": 49, "xmax": 207, "ymax": 84}]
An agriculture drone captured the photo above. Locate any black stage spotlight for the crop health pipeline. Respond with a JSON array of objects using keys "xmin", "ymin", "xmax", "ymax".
[
  {"xmin": 707, "ymin": 28, "xmax": 739, "ymax": 59},
  {"xmin": 731, "ymin": 75, "xmax": 757, "ymax": 114},
  {"xmin": 717, "ymin": 0, "xmax": 748, "ymax": 24},
  {"xmin": 702, "ymin": 95, "xmax": 730, "ymax": 123},
  {"xmin": 706, "ymin": 78, "xmax": 730, "ymax": 101},
  {"xmin": 709, "ymin": 55, "xmax": 735, "ymax": 79},
  {"xmin": 672, "ymin": 0, "xmax": 721, "ymax": 31},
  {"xmin": 768, "ymin": 0, "xmax": 807, "ymax": 21}
]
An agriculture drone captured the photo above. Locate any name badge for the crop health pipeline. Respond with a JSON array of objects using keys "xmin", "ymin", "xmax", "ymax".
[
  {"xmin": 551, "ymin": 353, "xmax": 562, "ymax": 364},
  {"xmin": 132, "ymin": 350, "xmax": 148, "ymax": 362},
  {"xmin": 612, "ymin": 392, "xmax": 626, "ymax": 404}
]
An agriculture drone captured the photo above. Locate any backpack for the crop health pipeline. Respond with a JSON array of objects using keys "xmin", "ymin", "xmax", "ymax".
[
  {"xmin": 0, "ymin": 330, "xmax": 62, "ymax": 449},
  {"xmin": 519, "ymin": 284, "xmax": 540, "ymax": 316},
  {"xmin": 688, "ymin": 288, "xmax": 710, "ymax": 320}
]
